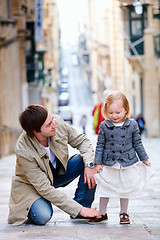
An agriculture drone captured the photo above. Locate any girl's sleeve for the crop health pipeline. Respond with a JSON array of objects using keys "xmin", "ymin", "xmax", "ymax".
[
  {"xmin": 94, "ymin": 124, "xmax": 105, "ymax": 164},
  {"xmin": 132, "ymin": 120, "xmax": 149, "ymax": 161}
]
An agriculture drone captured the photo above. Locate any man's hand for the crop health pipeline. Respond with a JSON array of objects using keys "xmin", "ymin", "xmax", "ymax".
[
  {"xmin": 84, "ymin": 167, "xmax": 97, "ymax": 189},
  {"xmin": 79, "ymin": 207, "xmax": 101, "ymax": 218}
]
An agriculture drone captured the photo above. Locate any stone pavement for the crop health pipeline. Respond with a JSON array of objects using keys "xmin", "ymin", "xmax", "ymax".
[{"xmin": 0, "ymin": 136, "xmax": 160, "ymax": 240}]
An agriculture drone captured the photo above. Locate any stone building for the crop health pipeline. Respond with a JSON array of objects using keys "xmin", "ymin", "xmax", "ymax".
[
  {"xmin": 82, "ymin": 0, "xmax": 160, "ymax": 137},
  {"xmin": 0, "ymin": 0, "xmax": 34, "ymax": 157},
  {"xmin": 0, "ymin": 0, "xmax": 60, "ymax": 158},
  {"xmin": 38, "ymin": 0, "xmax": 60, "ymax": 112}
]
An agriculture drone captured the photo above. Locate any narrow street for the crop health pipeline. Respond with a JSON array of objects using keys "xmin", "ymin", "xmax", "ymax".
[
  {"xmin": 0, "ymin": 49, "xmax": 160, "ymax": 240},
  {"xmin": 60, "ymin": 46, "xmax": 95, "ymax": 138},
  {"xmin": 0, "ymin": 1, "xmax": 160, "ymax": 239},
  {"xmin": 0, "ymin": 47, "xmax": 160, "ymax": 240}
]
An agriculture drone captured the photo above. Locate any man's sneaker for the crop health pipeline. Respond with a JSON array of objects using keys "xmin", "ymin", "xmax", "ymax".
[
  {"xmin": 119, "ymin": 213, "xmax": 130, "ymax": 224},
  {"xmin": 88, "ymin": 213, "xmax": 108, "ymax": 224}
]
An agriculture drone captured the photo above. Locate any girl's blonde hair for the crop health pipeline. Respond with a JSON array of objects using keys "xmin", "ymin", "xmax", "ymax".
[{"xmin": 102, "ymin": 91, "xmax": 130, "ymax": 121}]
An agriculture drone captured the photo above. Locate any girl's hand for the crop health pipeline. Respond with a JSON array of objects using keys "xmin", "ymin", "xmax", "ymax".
[
  {"xmin": 143, "ymin": 159, "xmax": 151, "ymax": 166},
  {"xmin": 95, "ymin": 164, "xmax": 103, "ymax": 173}
]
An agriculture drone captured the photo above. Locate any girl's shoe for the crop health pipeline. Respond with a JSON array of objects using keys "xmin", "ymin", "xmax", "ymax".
[
  {"xmin": 119, "ymin": 213, "xmax": 130, "ymax": 224},
  {"xmin": 88, "ymin": 213, "xmax": 108, "ymax": 224}
]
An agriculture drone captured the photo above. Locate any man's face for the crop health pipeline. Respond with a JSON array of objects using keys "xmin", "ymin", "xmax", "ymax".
[{"xmin": 40, "ymin": 112, "xmax": 57, "ymax": 137}]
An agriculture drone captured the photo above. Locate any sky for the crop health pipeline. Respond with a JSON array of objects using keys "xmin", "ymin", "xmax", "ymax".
[
  {"xmin": 57, "ymin": 0, "xmax": 87, "ymax": 45},
  {"xmin": 56, "ymin": 0, "xmax": 113, "ymax": 46}
]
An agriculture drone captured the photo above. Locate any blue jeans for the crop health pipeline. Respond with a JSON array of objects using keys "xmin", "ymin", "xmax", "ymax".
[{"xmin": 28, "ymin": 154, "xmax": 96, "ymax": 225}]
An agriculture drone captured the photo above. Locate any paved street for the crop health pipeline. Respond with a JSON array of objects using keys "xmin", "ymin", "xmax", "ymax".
[
  {"xmin": 0, "ymin": 135, "xmax": 160, "ymax": 240},
  {"xmin": 0, "ymin": 48, "xmax": 159, "ymax": 240}
]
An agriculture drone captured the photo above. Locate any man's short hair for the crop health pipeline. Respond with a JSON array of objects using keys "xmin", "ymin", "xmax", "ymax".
[{"xmin": 19, "ymin": 104, "xmax": 48, "ymax": 137}]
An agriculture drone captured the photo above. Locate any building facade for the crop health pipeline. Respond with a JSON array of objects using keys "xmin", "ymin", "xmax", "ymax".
[
  {"xmin": 84, "ymin": 0, "xmax": 160, "ymax": 137},
  {"xmin": 39, "ymin": 0, "xmax": 60, "ymax": 112},
  {"xmin": 0, "ymin": 0, "xmax": 34, "ymax": 157},
  {"xmin": 0, "ymin": 0, "xmax": 59, "ymax": 158}
]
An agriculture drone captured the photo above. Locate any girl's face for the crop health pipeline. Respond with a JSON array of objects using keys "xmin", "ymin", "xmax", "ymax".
[{"xmin": 107, "ymin": 99, "xmax": 127, "ymax": 124}]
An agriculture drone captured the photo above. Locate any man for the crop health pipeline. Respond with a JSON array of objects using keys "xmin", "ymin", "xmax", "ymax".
[{"xmin": 8, "ymin": 104, "xmax": 101, "ymax": 226}]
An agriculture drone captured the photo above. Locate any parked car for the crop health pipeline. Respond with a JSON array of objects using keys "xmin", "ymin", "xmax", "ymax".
[
  {"xmin": 58, "ymin": 83, "xmax": 69, "ymax": 93},
  {"xmin": 57, "ymin": 106, "xmax": 73, "ymax": 124},
  {"xmin": 58, "ymin": 92, "xmax": 69, "ymax": 106}
]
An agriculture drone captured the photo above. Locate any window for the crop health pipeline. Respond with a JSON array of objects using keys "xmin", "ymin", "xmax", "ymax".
[{"xmin": 128, "ymin": 5, "xmax": 148, "ymax": 55}]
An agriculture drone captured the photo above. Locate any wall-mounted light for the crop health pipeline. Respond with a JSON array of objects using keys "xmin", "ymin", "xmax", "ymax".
[{"xmin": 133, "ymin": 0, "xmax": 143, "ymax": 15}]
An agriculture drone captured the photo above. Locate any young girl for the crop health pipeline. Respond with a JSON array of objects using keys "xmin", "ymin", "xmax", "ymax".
[{"xmin": 88, "ymin": 91, "xmax": 154, "ymax": 224}]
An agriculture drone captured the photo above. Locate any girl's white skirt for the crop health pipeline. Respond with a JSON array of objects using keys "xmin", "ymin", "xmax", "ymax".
[{"xmin": 94, "ymin": 162, "xmax": 154, "ymax": 199}]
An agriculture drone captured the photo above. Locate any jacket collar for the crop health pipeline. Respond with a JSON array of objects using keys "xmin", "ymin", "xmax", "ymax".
[
  {"xmin": 26, "ymin": 134, "xmax": 46, "ymax": 158},
  {"xmin": 29, "ymin": 134, "xmax": 60, "ymax": 156},
  {"xmin": 105, "ymin": 118, "xmax": 131, "ymax": 128}
]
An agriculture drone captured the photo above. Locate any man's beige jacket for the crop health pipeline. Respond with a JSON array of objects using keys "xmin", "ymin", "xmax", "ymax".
[{"xmin": 8, "ymin": 115, "xmax": 94, "ymax": 226}]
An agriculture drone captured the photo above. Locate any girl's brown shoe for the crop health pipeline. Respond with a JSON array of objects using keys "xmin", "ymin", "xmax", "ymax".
[
  {"xmin": 88, "ymin": 213, "xmax": 108, "ymax": 224},
  {"xmin": 120, "ymin": 213, "xmax": 130, "ymax": 224}
]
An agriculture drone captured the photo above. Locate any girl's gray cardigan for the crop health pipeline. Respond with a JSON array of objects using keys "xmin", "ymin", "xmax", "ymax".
[{"xmin": 94, "ymin": 118, "xmax": 149, "ymax": 167}]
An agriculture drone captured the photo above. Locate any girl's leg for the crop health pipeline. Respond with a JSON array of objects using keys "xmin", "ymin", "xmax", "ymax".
[
  {"xmin": 120, "ymin": 198, "xmax": 129, "ymax": 214},
  {"xmin": 28, "ymin": 198, "xmax": 53, "ymax": 225},
  {"xmin": 119, "ymin": 198, "xmax": 130, "ymax": 224},
  {"xmin": 88, "ymin": 197, "xmax": 109, "ymax": 224},
  {"xmin": 99, "ymin": 197, "xmax": 109, "ymax": 215}
]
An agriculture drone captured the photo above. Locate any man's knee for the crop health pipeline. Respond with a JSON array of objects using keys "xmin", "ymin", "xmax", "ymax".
[
  {"xmin": 28, "ymin": 198, "xmax": 53, "ymax": 225},
  {"xmin": 35, "ymin": 209, "xmax": 53, "ymax": 225},
  {"xmin": 71, "ymin": 154, "xmax": 84, "ymax": 169},
  {"xmin": 30, "ymin": 207, "xmax": 53, "ymax": 225}
]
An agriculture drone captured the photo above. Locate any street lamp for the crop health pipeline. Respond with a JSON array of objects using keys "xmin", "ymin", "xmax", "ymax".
[{"xmin": 133, "ymin": 0, "xmax": 143, "ymax": 15}]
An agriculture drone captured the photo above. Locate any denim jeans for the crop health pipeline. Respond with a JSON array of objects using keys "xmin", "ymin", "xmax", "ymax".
[{"xmin": 28, "ymin": 154, "xmax": 96, "ymax": 225}]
